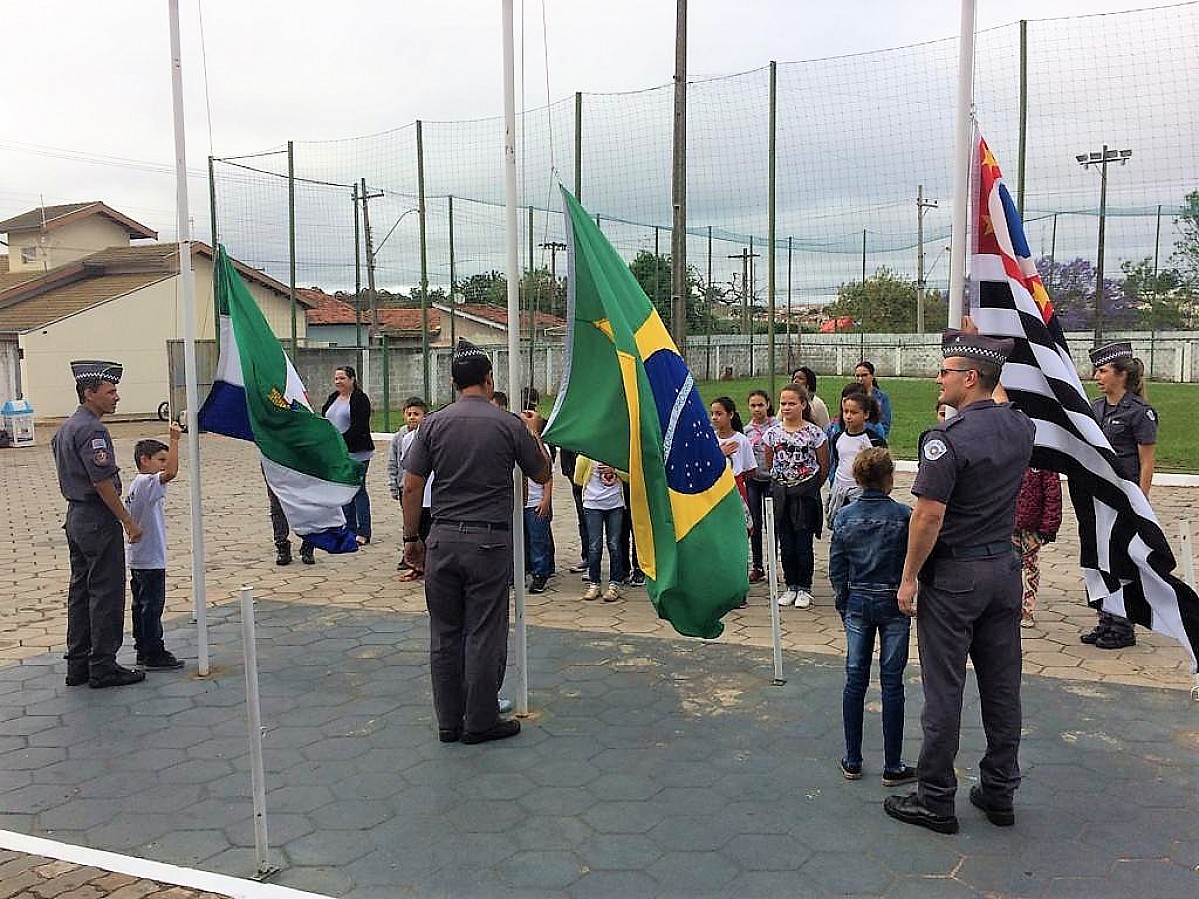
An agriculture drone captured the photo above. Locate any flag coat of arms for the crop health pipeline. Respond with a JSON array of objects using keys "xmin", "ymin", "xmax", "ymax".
[
  {"xmin": 198, "ymin": 246, "xmax": 361, "ymax": 553},
  {"xmin": 969, "ymin": 134, "xmax": 1199, "ymax": 671},
  {"xmin": 543, "ymin": 187, "xmax": 749, "ymax": 639}
]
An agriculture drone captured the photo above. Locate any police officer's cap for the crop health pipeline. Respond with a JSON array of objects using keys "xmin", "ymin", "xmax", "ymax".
[
  {"xmin": 1089, "ymin": 340, "xmax": 1133, "ymax": 367},
  {"xmin": 451, "ymin": 338, "xmax": 491, "ymax": 384},
  {"xmin": 70, "ymin": 360, "xmax": 123, "ymax": 384},
  {"xmin": 940, "ymin": 330, "xmax": 1013, "ymax": 366}
]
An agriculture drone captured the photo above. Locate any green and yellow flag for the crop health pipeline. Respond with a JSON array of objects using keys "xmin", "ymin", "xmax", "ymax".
[{"xmin": 544, "ymin": 188, "xmax": 748, "ymax": 638}]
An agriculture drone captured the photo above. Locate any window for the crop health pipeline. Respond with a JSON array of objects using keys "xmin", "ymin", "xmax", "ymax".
[{"xmin": 20, "ymin": 246, "xmax": 39, "ymax": 264}]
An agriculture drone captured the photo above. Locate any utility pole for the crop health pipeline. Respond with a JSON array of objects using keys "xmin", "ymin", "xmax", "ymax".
[
  {"xmin": 358, "ymin": 178, "xmax": 384, "ymax": 347},
  {"xmin": 540, "ymin": 240, "xmax": 566, "ymax": 390},
  {"xmin": 1076, "ymin": 145, "xmax": 1133, "ymax": 343},
  {"xmin": 916, "ymin": 185, "xmax": 939, "ymax": 334},
  {"xmin": 670, "ymin": 0, "xmax": 689, "ymax": 355},
  {"xmin": 729, "ymin": 246, "xmax": 760, "ymax": 377}
]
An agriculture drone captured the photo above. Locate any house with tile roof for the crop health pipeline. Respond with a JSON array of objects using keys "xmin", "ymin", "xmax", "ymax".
[{"xmin": 0, "ymin": 203, "xmax": 312, "ymax": 418}]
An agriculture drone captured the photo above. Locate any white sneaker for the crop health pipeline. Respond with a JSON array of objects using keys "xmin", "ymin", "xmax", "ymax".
[
  {"xmin": 777, "ymin": 589, "xmax": 797, "ymax": 607},
  {"xmin": 583, "ymin": 583, "xmax": 601, "ymax": 601},
  {"xmin": 793, "ymin": 589, "xmax": 813, "ymax": 609}
]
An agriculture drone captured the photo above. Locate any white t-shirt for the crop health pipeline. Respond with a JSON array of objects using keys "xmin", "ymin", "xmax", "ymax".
[
  {"xmin": 718, "ymin": 431, "xmax": 757, "ymax": 477},
  {"xmin": 583, "ymin": 465, "xmax": 624, "ymax": 511},
  {"xmin": 125, "ymin": 472, "xmax": 167, "ymax": 569},
  {"xmin": 526, "ymin": 445, "xmax": 552, "ymax": 509},
  {"xmin": 833, "ymin": 429, "xmax": 874, "ymax": 492}
]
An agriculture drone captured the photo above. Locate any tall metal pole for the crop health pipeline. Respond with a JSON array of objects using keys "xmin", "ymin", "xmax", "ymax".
[
  {"xmin": 948, "ymin": 0, "xmax": 978, "ymax": 329},
  {"xmin": 786, "ymin": 236, "xmax": 793, "ymax": 368},
  {"xmin": 916, "ymin": 185, "xmax": 938, "ymax": 335},
  {"xmin": 748, "ymin": 236, "xmax": 756, "ymax": 377},
  {"xmin": 861, "ymin": 229, "xmax": 867, "ymax": 282},
  {"xmin": 501, "ymin": 0, "xmax": 529, "ymax": 716},
  {"xmin": 1048, "ymin": 213, "xmax": 1058, "ymax": 287},
  {"xmin": 417, "ymin": 120, "xmax": 431, "ymax": 402},
  {"xmin": 352, "ymin": 184, "xmax": 362, "ymax": 373},
  {"xmin": 448, "ymin": 195, "xmax": 457, "ymax": 355},
  {"xmin": 207, "ymin": 154, "xmax": 219, "ymax": 330},
  {"xmin": 670, "ymin": 0, "xmax": 689, "ymax": 354},
  {"xmin": 767, "ymin": 60, "xmax": 777, "ymax": 401},
  {"xmin": 706, "ymin": 225, "xmax": 713, "ymax": 381},
  {"xmin": 574, "ymin": 92, "xmax": 583, "ymax": 200},
  {"xmin": 361, "ymin": 178, "xmax": 379, "ymax": 353},
  {"xmin": 287, "ymin": 141, "xmax": 297, "ymax": 355},
  {"xmin": 1094, "ymin": 144, "xmax": 1110, "ymax": 344},
  {"xmin": 1016, "ymin": 19, "xmax": 1028, "ymax": 216},
  {"xmin": 528, "ymin": 206, "xmax": 536, "ymax": 388},
  {"xmin": 1153, "ymin": 203, "xmax": 1163, "ymax": 277},
  {"xmin": 168, "ymin": 0, "xmax": 210, "ymax": 677}
]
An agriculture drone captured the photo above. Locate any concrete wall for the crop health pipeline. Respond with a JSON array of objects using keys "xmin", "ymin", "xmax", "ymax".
[{"xmin": 0, "ymin": 338, "xmax": 20, "ymax": 404}]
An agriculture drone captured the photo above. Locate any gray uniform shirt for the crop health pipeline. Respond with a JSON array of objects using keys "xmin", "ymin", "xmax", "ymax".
[
  {"xmin": 911, "ymin": 399, "xmax": 1035, "ymax": 549},
  {"xmin": 405, "ymin": 396, "xmax": 546, "ymax": 525},
  {"xmin": 50, "ymin": 405, "xmax": 121, "ymax": 505},
  {"xmin": 1091, "ymin": 393, "xmax": 1157, "ymax": 480}
]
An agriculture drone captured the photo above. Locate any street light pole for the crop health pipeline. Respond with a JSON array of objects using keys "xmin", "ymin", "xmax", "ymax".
[
  {"xmin": 916, "ymin": 185, "xmax": 939, "ymax": 335},
  {"xmin": 1076, "ymin": 145, "xmax": 1132, "ymax": 344}
]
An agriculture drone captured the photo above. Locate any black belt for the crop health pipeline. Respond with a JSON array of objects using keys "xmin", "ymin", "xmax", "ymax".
[
  {"xmin": 433, "ymin": 519, "xmax": 509, "ymax": 532},
  {"xmin": 933, "ymin": 540, "xmax": 1013, "ymax": 560}
]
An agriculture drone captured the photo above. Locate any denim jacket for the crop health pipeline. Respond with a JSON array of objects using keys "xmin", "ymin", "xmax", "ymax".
[{"xmin": 828, "ymin": 490, "xmax": 911, "ymax": 610}]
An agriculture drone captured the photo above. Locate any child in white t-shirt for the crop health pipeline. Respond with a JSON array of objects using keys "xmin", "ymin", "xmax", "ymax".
[
  {"xmin": 124, "ymin": 422, "xmax": 184, "ymax": 671},
  {"xmin": 389, "ymin": 398, "xmax": 429, "ymax": 574},
  {"xmin": 574, "ymin": 456, "xmax": 626, "ymax": 602}
]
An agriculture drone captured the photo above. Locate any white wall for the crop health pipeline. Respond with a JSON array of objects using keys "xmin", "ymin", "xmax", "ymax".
[{"xmin": 7, "ymin": 218, "xmax": 131, "ymax": 273}]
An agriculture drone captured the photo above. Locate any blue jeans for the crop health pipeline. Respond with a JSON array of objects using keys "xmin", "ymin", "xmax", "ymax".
[
  {"xmin": 842, "ymin": 591, "xmax": 910, "ymax": 772},
  {"xmin": 524, "ymin": 507, "xmax": 553, "ymax": 577},
  {"xmin": 130, "ymin": 568, "xmax": 167, "ymax": 658},
  {"xmin": 584, "ymin": 507, "xmax": 625, "ymax": 586},
  {"xmin": 343, "ymin": 458, "xmax": 372, "ymax": 541}
]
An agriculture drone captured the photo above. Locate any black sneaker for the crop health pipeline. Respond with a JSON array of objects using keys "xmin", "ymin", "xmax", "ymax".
[
  {"xmin": 140, "ymin": 651, "xmax": 185, "ymax": 671},
  {"xmin": 839, "ymin": 758, "xmax": 862, "ymax": 781},
  {"xmin": 969, "ymin": 784, "xmax": 1015, "ymax": 826},
  {"xmin": 88, "ymin": 665, "xmax": 146, "ymax": 689},
  {"xmin": 1095, "ymin": 629, "xmax": 1136, "ymax": 650},
  {"xmin": 300, "ymin": 542, "xmax": 315, "ymax": 565},
  {"xmin": 1079, "ymin": 624, "xmax": 1108, "ymax": 645},
  {"xmin": 626, "ymin": 569, "xmax": 646, "ymax": 587},
  {"xmin": 882, "ymin": 765, "xmax": 918, "ymax": 787},
  {"xmin": 275, "ymin": 543, "xmax": 292, "ymax": 566},
  {"xmin": 528, "ymin": 575, "xmax": 549, "ymax": 594},
  {"xmin": 65, "ymin": 665, "xmax": 90, "ymax": 687}
]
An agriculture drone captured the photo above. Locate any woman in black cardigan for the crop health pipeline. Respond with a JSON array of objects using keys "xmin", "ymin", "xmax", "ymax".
[{"xmin": 321, "ymin": 365, "xmax": 374, "ymax": 544}]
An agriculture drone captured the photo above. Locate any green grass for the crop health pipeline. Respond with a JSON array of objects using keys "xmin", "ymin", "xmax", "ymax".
[{"xmin": 373, "ymin": 376, "xmax": 1199, "ymax": 472}]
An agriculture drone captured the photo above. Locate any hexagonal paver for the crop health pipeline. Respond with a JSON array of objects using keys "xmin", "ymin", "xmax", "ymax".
[
  {"xmin": 648, "ymin": 850, "xmax": 739, "ymax": 892},
  {"xmin": 496, "ymin": 849, "xmax": 585, "ymax": 890},
  {"xmin": 284, "ymin": 829, "xmax": 375, "ymax": 866}
]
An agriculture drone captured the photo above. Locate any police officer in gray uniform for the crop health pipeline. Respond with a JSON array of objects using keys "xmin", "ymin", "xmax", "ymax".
[
  {"xmin": 1080, "ymin": 340, "xmax": 1158, "ymax": 650},
  {"xmin": 402, "ymin": 340, "xmax": 551, "ymax": 745},
  {"xmin": 884, "ymin": 330, "xmax": 1034, "ymax": 834},
  {"xmin": 51, "ymin": 361, "xmax": 146, "ymax": 689}
]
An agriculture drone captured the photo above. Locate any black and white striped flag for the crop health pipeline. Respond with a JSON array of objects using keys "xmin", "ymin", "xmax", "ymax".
[{"xmin": 970, "ymin": 133, "xmax": 1199, "ymax": 673}]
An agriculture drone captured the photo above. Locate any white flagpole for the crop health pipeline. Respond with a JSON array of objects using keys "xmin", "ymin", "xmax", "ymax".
[
  {"xmin": 501, "ymin": 0, "xmax": 530, "ymax": 715},
  {"xmin": 947, "ymin": 0, "xmax": 977, "ymax": 330},
  {"xmin": 168, "ymin": 0, "xmax": 210, "ymax": 676}
]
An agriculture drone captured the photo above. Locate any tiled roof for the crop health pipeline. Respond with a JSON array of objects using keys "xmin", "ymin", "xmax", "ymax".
[
  {"xmin": 440, "ymin": 302, "xmax": 566, "ymax": 330},
  {"xmin": 303, "ymin": 290, "xmax": 441, "ymax": 333},
  {"xmin": 0, "ymin": 202, "xmax": 157, "ymax": 239},
  {"xmin": 0, "ymin": 272, "xmax": 170, "ymax": 331}
]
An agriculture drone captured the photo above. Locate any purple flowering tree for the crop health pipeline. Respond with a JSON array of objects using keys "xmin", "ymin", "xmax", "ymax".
[{"xmin": 1034, "ymin": 256, "xmax": 1137, "ymax": 332}]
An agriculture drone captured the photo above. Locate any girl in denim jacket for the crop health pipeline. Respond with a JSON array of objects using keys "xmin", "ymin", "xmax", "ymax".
[{"xmin": 828, "ymin": 448, "xmax": 915, "ymax": 787}]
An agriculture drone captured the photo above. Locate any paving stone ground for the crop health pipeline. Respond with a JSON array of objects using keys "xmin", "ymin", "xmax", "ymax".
[{"xmin": 1, "ymin": 425, "xmax": 1197, "ymax": 897}]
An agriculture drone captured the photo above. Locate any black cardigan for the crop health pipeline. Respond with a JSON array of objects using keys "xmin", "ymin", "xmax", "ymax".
[{"xmin": 322, "ymin": 390, "xmax": 374, "ymax": 454}]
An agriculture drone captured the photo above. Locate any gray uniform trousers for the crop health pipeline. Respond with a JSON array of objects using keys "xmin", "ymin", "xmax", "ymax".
[
  {"xmin": 916, "ymin": 553, "xmax": 1023, "ymax": 815},
  {"xmin": 64, "ymin": 502, "xmax": 127, "ymax": 675},
  {"xmin": 424, "ymin": 523, "xmax": 511, "ymax": 735}
]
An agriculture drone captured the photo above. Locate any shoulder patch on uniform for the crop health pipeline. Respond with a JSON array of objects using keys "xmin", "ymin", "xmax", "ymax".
[
  {"xmin": 93, "ymin": 449, "xmax": 111, "ymax": 467},
  {"xmin": 922, "ymin": 438, "xmax": 948, "ymax": 462},
  {"xmin": 91, "ymin": 438, "xmax": 107, "ymax": 449},
  {"xmin": 1145, "ymin": 408, "xmax": 1156, "ymax": 422}
]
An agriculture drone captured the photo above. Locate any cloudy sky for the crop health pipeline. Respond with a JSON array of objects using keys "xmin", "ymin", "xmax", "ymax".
[{"xmin": 1, "ymin": 0, "xmax": 1190, "ymax": 295}]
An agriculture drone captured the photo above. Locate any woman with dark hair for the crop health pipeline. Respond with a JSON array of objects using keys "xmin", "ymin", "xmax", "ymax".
[
  {"xmin": 792, "ymin": 366, "xmax": 831, "ymax": 429},
  {"xmin": 1080, "ymin": 341, "xmax": 1157, "ymax": 650},
  {"xmin": 744, "ymin": 389, "xmax": 776, "ymax": 582},
  {"xmin": 853, "ymin": 360, "xmax": 893, "ymax": 436},
  {"xmin": 322, "ymin": 365, "xmax": 374, "ymax": 545}
]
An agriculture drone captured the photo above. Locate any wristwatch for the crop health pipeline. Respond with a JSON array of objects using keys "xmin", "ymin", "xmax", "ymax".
[{"xmin": 402, "ymin": 534, "xmax": 421, "ymax": 543}]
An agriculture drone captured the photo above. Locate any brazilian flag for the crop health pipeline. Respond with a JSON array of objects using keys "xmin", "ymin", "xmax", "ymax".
[{"xmin": 544, "ymin": 187, "xmax": 749, "ymax": 639}]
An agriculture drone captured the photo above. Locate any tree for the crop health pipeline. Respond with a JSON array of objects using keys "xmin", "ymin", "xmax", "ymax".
[
  {"xmin": 627, "ymin": 250, "xmax": 707, "ymax": 331},
  {"xmin": 1037, "ymin": 256, "xmax": 1136, "ymax": 332},
  {"xmin": 828, "ymin": 268, "xmax": 946, "ymax": 333},
  {"xmin": 1119, "ymin": 257, "xmax": 1190, "ymax": 330},
  {"xmin": 1171, "ymin": 189, "xmax": 1199, "ymax": 289},
  {"xmin": 453, "ymin": 268, "xmax": 567, "ymax": 317}
]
